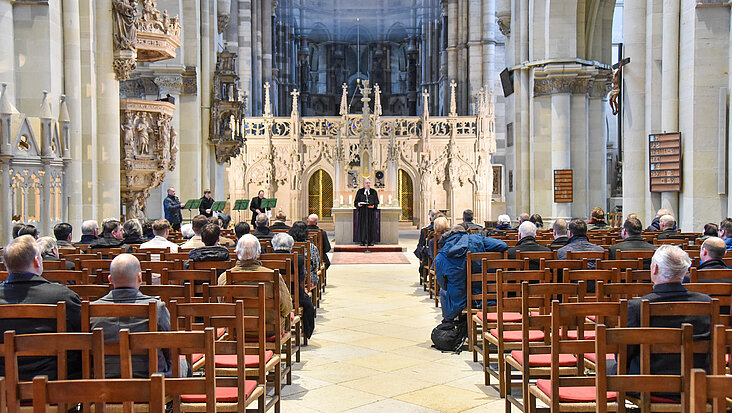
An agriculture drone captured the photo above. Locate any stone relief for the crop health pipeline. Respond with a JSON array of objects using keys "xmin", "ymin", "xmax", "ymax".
[{"xmin": 113, "ymin": 0, "xmax": 138, "ymax": 81}]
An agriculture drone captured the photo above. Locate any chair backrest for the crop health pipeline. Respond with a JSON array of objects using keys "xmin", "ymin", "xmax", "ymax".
[
  {"xmin": 623, "ymin": 268, "xmax": 652, "ymax": 283},
  {"xmin": 689, "ymin": 268, "xmax": 732, "ymax": 283},
  {"xmin": 77, "ymin": 259, "xmax": 113, "ymax": 282},
  {"xmin": 564, "ymin": 268, "xmax": 621, "ymax": 294},
  {"xmin": 41, "ymin": 260, "xmax": 69, "ymax": 271},
  {"xmin": 261, "ymin": 258, "xmax": 299, "ymax": 316},
  {"xmin": 188, "ymin": 259, "xmax": 234, "ymax": 272},
  {"xmin": 0, "ymin": 302, "xmax": 67, "ymax": 332},
  {"xmin": 690, "ymin": 368, "xmax": 732, "ymax": 413},
  {"xmin": 67, "ymin": 284, "xmax": 112, "ymax": 301},
  {"xmin": 595, "ymin": 281, "xmax": 653, "ymax": 302},
  {"xmin": 480, "ymin": 259, "xmax": 529, "ymax": 272},
  {"xmin": 41, "ymin": 269, "xmax": 90, "ymax": 285},
  {"xmin": 515, "ymin": 250, "xmax": 555, "ymax": 261},
  {"xmin": 493, "ymin": 269, "xmax": 552, "ymax": 340},
  {"xmin": 4, "ymin": 329, "xmax": 105, "ymax": 411},
  {"xmin": 594, "ymin": 323, "xmax": 692, "ymax": 413},
  {"xmin": 263, "ymin": 252, "xmax": 300, "ymax": 289},
  {"xmin": 685, "ymin": 284, "xmax": 732, "ymax": 325},
  {"xmin": 139, "ymin": 285, "xmax": 189, "ymax": 306},
  {"xmin": 89, "ymin": 247, "xmax": 125, "ymax": 259},
  {"xmin": 81, "ymin": 301, "xmax": 158, "ymax": 360},
  {"xmin": 539, "ymin": 259, "xmax": 585, "ymax": 282},
  {"xmin": 615, "ymin": 250, "xmax": 655, "ymax": 260},
  {"xmin": 567, "ymin": 250, "xmax": 608, "ymax": 261},
  {"xmin": 31, "ymin": 374, "xmax": 165, "ymax": 412},
  {"xmin": 595, "ymin": 259, "xmax": 643, "ymax": 271},
  {"xmin": 162, "ymin": 252, "xmax": 189, "ymax": 262}
]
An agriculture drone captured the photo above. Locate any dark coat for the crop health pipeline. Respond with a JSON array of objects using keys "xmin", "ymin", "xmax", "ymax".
[
  {"xmin": 307, "ymin": 224, "xmax": 331, "ymax": 269},
  {"xmin": 42, "ymin": 253, "xmax": 76, "ymax": 270},
  {"xmin": 89, "ymin": 236, "xmax": 126, "ymax": 249},
  {"xmin": 0, "ymin": 272, "xmax": 82, "ymax": 380},
  {"xmin": 75, "ymin": 234, "xmax": 97, "ymax": 245},
  {"xmin": 164, "ymin": 194, "xmax": 183, "ymax": 224},
  {"xmin": 56, "ymin": 239, "xmax": 74, "ymax": 249},
  {"xmin": 459, "ymin": 221, "xmax": 483, "ymax": 231},
  {"xmin": 691, "ymin": 259, "xmax": 731, "ymax": 283},
  {"xmin": 270, "ymin": 222, "xmax": 292, "ymax": 231},
  {"xmin": 587, "ymin": 219, "xmax": 608, "ymax": 231},
  {"xmin": 607, "ymin": 235, "xmax": 657, "ymax": 260},
  {"xmin": 657, "ymin": 229, "xmax": 682, "ymax": 240},
  {"xmin": 506, "ymin": 236, "xmax": 551, "ymax": 270},
  {"xmin": 199, "ymin": 196, "xmax": 214, "ymax": 217},
  {"xmin": 626, "ymin": 283, "xmax": 711, "ymax": 399},
  {"xmin": 188, "ymin": 246, "xmax": 230, "ymax": 262},
  {"xmin": 249, "ymin": 196, "xmax": 268, "ymax": 226},
  {"xmin": 253, "ymin": 227, "xmax": 274, "ymax": 240},
  {"xmin": 272, "ymin": 249, "xmax": 315, "ymax": 338},
  {"xmin": 549, "ymin": 236, "xmax": 570, "ymax": 248},
  {"xmin": 354, "ymin": 188, "xmax": 379, "ymax": 244},
  {"xmin": 123, "ymin": 235, "xmax": 146, "ymax": 245}
]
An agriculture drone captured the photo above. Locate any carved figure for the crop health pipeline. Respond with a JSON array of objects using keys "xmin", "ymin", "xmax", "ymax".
[
  {"xmin": 609, "ymin": 64, "xmax": 623, "ymax": 115},
  {"xmin": 136, "ymin": 114, "xmax": 151, "ymax": 154},
  {"xmin": 113, "ymin": 0, "xmax": 137, "ymax": 51},
  {"xmin": 169, "ymin": 127, "xmax": 178, "ymax": 170},
  {"xmin": 122, "ymin": 113, "xmax": 135, "ymax": 159}
]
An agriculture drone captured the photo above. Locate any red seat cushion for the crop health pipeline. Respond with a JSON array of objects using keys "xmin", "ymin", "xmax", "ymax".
[
  {"xmin": 214, "ymin": 350, "xmax": 275, "ymax": 368},
  {"xmin": 536, "ymin": 379, "xmax": 617, "ymax": 402},
  {"xmin": 180, "ymin": 382, "xmax": 258, "ymax": 403},
  {"xmin": 480, "ymin": 311, "xmax": 539, "ymax": 322},
  {"xmin": 650, "ymin": 395, "xmax": 679, "ymax": 403},
  {"xmin": 184, "ymin": 353, "xmax": 205, "ymax": 364},
  {"xmin": 584, "ymin": 353, "xmax": 615, "ymax": 363},
  {"xmin": 509, "ymin": 351, "xmax": 577, "ymax": 367},
  {"xmin": 217, "ymin": 328, "xmax": 227, "ymax": 338},
  {"xmin": 566, "ymin": 330, "xmax": 596, "ymax": 340},
  {"xmin": 489, "ymin": 329, "xmax": 544, "ymax": 342}
]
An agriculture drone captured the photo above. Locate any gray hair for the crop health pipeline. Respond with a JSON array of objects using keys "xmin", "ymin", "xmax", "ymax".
[
  {"xmin": 180, "ymin": 223, "xmax": 194, "ymax": 239},
  {"xmin": 429, "ymin": 209, "xmax": 439, "ymax": 222},
  {"xmin": 271, "ymin": 233, "xmax": 294, "ymax": 252},
  {"xmin": 659, "ymin": 214, "xmax": 675, "ymax": 230},
  {"xmin": 37, "ymin": 236, "xmax": 58, "ymax": 257},
  {"xmin": 497, "ymin": 214, "xmax": 511, "ymax": 225},
  {"xmin": 236, "ymin": 234, "xmax": 261, "ymax": 261},
  {"xmin": 255, "ymin": 213, "xmax": 269, "ymax": 227},
  {"xmin": 518, "ymin": 221, "xmax": 537, "ymax": 238},
  {"xmin": 651, "ymin": 245, "xmax": 691, "ymax": 283},
  {"xmin": 81, "ymin": 220, "xmax": 99, "ymax": 235}
]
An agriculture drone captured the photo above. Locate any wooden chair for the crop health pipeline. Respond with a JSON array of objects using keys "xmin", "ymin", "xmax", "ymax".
[
  {"xmin": 504, "ymin": 282, "xmax": 586, "ymax": 413},
  {"xmin": 68, "ymin": 284, "xmax": 112, "ymax": 301},
  {"xmin": 595, "ymin": 281, "xmax": 652, "ymax": 302},
  {"xmin": 595, "ymin": 259, "xmax": 643, "ymax": 272},
  {"xmin": 64, "ymin": 253, "xmax": 101, "ymax": 270},
  {"xmin": 31, "ymin": 374, "xmax": 166, "ymax": 412},
  {"xmin": 689, "ymin": 267, "xmax": 732, "ymax": 283},
  {"xmin": 540, "ymin": 259, "xmax": 586, "ymax": 282},
  {"xmin": 465, "ymin": 251, "xmax": 506, "ymax": 355},
  {"xmin": 261, "ymin": 257, "xmax": 304, "ymax": 357},
  {"xmin": 210, "ymin": 272, "xmax": 294, "ymax": 386},
  {"xmin": 139, "ymin": 260, "xmax": 178, "ymax": 284},
  {"xmin": 4, "ymin": 329, "xmax": 105, "ymax": 413},
  {"xmin": 40, "ymin": 269, "xmax": 90, "ymax": 285},
  {"xmin": 567, "ymin": 250, "xmax": 608, "ymax": 262},
  {"xmin": 527, "ymin": 300, "xmax": 628, "ymax": 412},
  {"xmin": 293, "ymin": 240, "xmax": 319, "ymax": 308},
  {"xmin": 564, "ymin": 268, "xmax": 621, "ymax": 296},
  {"xmin": 483, "ymin": 269, "xmax": 551, "ymax": 393},
  {"xmin": 615, "ymin": 250, "xmax": 656, "ymax": 261},
  {"xmin": 139, "ymin": 284, "xmax": 189, "ymax": 306},
  {"xmin": 623, "ymin": 268, "xmax": 652, "ymax": 283},
  {"xmin": 160, "ymin": 268, "xmax": 217, "ymax": 301},
  {"xmin": 88, "ymin": 247, "xmax": 125, "ymax": 259},
  {"xmin": 685, "ymin": 283, "xmax": 732, "ymax": 325},
  {"xmin": 170, "ymin": 295, "xmax": 275, "ymax": 412},
  {"xmin": 689, "ymin": 369, "xmax": 732, "ymax": 413},
  {"xmin": 40, "ymin": 260, "xmax": 69, "ymax": 271},
  {"xmin": 594, "ymin": 323, "xmax": 695, "ymax": 413},
  {"xmin": 119, "ymin": 328, "xmax": 218, "ymax": 412},
  {"xmin": 188, "ymin": 259, "xmax": 234, "ymax": 273},
  {"xmin": 427, "ymin": 233, "xmax": 442, "ymax": 306},
  {"xmin": 515, "ymin": 250, "xmax": 556, "ymax": 269},
  {"xmin": 76, "ymin": 259, "xmax": 113, "ymax": 283},
  {"xmin": 57, "ymin": 247, "xmax": 80, "ymax": 256},
  {"xmin": 162, "ymin": 252, "xmax": 190, "ymax": 262}
]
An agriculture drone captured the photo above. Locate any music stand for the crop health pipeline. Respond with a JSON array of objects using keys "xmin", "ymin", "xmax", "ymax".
[
  {"xmin": 232, "ymin": 199, "xmax": 250, "ymax": 224},
  {"xmin": 183, "ymin": 199, "xmax": 202, "ymax": 222}
]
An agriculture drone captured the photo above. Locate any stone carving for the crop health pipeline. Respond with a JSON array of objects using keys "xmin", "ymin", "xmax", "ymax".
[
  {"xmin": 210, "ymin": 51, "xmax": 246, "ymax": 164},
  {"xmin": 135, "ymin": 0, "xmax": 181, "ymax": 62},
  {"xmin": 497, "ymin": 16, "xmax": 511, "ymax": 36},
  {"xmin": 449, "ymin": 80, "xmax": 458, "ymax": 117},
  {"xmin": 119, "ymin": 99, "xmax": 177, "ymax": 218},
  {"xmin": 113, "ymin": 0, "xmax": 138, "ymax": 81}
]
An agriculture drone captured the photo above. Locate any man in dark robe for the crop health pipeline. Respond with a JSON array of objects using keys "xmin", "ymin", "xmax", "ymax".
[
  {"xmin": 354, "ymin": 179, "xmax": 379, "ymax": 246},
  {"xmin": 199, "ymin": 189, "xmax": 214, "ymax": 217},
  {"xmin": 249, "ymin": 190, "xmax": 268, "ymax": 228}
]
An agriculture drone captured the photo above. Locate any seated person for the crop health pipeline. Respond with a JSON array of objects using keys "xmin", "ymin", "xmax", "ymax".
[
  {"xmin": 188, "ymin": 223, "xmax": 231, "ymax": 268},
  {"xmin": 222, "ymin": 234, "xmax": 293, "ymax": 336},
  {"xmin": 91, "ymin": 254, "xmax": 188, "ymax": 378},
  {"xmin": 506, "ymin": 221, "xmax": 551, "ymax": 269},
  {"xmin": 235, "ymin": 221, "xmax": 250, "ymax": 240},
  {"xmin": 180, "ymin": 215, "xmax": 208, "ymax": 249},
  {"xmin": 549, "ymin": 218, "xmax": 570, "ymax": 248},
  {"xmin": 180, "ymin": 223, "xmax": 194, "ymax": 240},
  {"xmin": 689, "ymin": 237, "xmax": 729, "ymax": 279},
  {"xmin": 122, "ymin": 219, "xmax": 146, "ymax": 245},
  {"xmin": 76, "ymin": 220, "xmax": 98, "ymax": 245},
  {"xmin": 607, "ymin": 217, "xmax": 656, "ymax": 263},
  {"xmin": 208, "ymin": 216, "xmax": 235, "ymax": 247},
  {"xmin": 415, "ymin": 210, "xmax": 438, "ymax": 263},
  {"xmin": 53, "ymin": 222, "xmax": 74, "ymax": 249},
  {"xmin": 656, "ymin": 215, "xmax": 681, "ymax": 240},
  {"xmin": 428, "ymin": 216, "xmax": 450, "ymax": 259},
  {"xmin": 494, "ymin": 214, "xmax": 513, "ymax": 231},
  {"xmin": 252, "ymin": 213, "xmax": 274, "ymax": 240},
  {"xmin": 270, "ymin": 211, "xmax": 291, "ymax": 231},
  {"xmin": 698, "ymin": 223, "xmax": 718, "ymax": 241},
  {"xmin": 433, "ymin": 226, "xmax": 508, "ymax": 321},
  {"xmin": 37, "ymin": 236, "xmax": 75, "ymax": 270},
  {"xmin": 646, "ymin": 208, "xmax": 673, "ymax": 232},
  {"xmin": 271, "ymin": 233, "xmax": 315, "ymax": 339},
  {"xmin": 458, "ymin": 209, "xmax": 483, "ymax": 231},
  {"xmin": 306, "ymin": 214, "xmax": 331, "ymax": 269},
  {"xmin": 619, "ymin": 245, "xmax": 711, "ymax": 401},
  {"xmin": 557, "ymin": 218, "xmax": 604, "ymax": 266},
  {"xmin": 289, "ymin": 221, "xmax": 321, "ymax": 288},
  {"xmin": 141, "ymin": 219, "xmax": 154, "ymax": 240},
  {"xmin": 89, "ymin": 219, "xmax": 127, "ymax": 249},
  {"xmin": 12, "ymin": 223, "xmax": 26, "ymax": 239},
  {"xmin": 140, "ymin": 219, "xmax": 180, "ymax": 254},
  {"xmin": 0, "ymin": 235, "xmax": 82, "ymax": 380},
  {"xmin": 529, "ymin": 213, "xmax": 544, "ymax": 229},
  {"xmin": 17, "ymin": 224, "xmax": 39, "ymax": 239},
  {"xmin": 587, "ymin": 206, "xmax": 608, "ymax": 230},
  {"xmin": 514, "ymin": 213, "xmax": 530, "ymax": 230},
  {"xmin": 718, "ymin": 218, "xmax": 732, "ymax": 251}
]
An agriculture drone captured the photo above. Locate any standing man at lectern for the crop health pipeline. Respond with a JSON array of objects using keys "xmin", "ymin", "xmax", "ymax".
[
  {"xmin": 249, "ymin": 190, "xmax": 268, "ymax": 228},
  {"xmin": 354, "ymin": 178, "xmax": 379, "ymax": 246}
]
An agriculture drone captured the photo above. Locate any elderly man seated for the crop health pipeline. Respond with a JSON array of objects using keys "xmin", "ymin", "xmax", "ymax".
[
  {"xmin": 271, "ymin": 232, "xmax": 315, "ymax": 338},
  {"xmin": 506, "ymin": 221, "xmax": 551, "ymax": 269},
  {"xmin": 37, "ymin": 236, "xmax": 75, "ymax": 270},
  {"xmin": 222, "ymin": 234, "xmax": 292, "ymax": 335},
  {"xmin": 549, "ymin": 218, "xmax": 570, "ymax": 248},
  {"xmin": 91, "ymin": 254, "xmax": 188, "ymax": 378},
  {"xmin": 252, "ymin": 213, "xmax": 274, "ymax": 240},
  {"xmin": 617, "ymin": 245, "xmax": 711, "ymax": 401},
  {"xmin": 495, "ymin": 214, "xmax": 513, "ymax": 231},
  {"xmin": 656, "ymin": 215, "xmax": 681, "ymax": 240}
]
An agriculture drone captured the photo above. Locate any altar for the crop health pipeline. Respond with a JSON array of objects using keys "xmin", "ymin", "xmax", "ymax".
[{"xmin": 333, "ymin": 206, "xmax": 401, "ymax": 245}]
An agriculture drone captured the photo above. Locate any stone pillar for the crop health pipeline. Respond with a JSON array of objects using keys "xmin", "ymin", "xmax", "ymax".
[
  {"xmin": 483, "ymin": 0, "xmax": 496, "ymax": 92},
  {"xmin": 95, "ymin": 0, "xmax": 121, "ymax": 220},
  {"xmin": 467, "ymin": 0, "xmax": 482, "ymax": 110},
  {"xmin": 238, "ymin": 0, "xmax": 252, "ymax": 114},
  {"xmin": 179, "ymin": 0, "xmax": 203, "ymax": 204},
  {"xmin": 261, "ymin": 0, "xmax": 272, "ymax": 84},
  {"xmin": 551, "ymin": 93, "xmax": 571, "ymax": 218},
  {"xmin": 0, "ymin": 1, "xmax": 14, "ymax": 103},
  {"xmin": 62, "ymin": 0, "xmax": 84, "ymax": 233},
  {"xmin": 446, "ymin": 0, "xmax": 458, "ymax": 105},
  {"xmin": 660, "ymin": 0, "xmax": 679, "ymax": 218},
  {"xmin": 588, "ymin": 85, "xmax": 608, "ymax": 213},
  {"xmin": 728, "ymin": 6, "xmax": 732, "ymax": 217},
  {"xmin": 201, "ymin": 0, "xmax": 213, "ymax": 194},
  {"xmin": 622, "ymin": 0, "xmax": 647, "ymax": 223}
]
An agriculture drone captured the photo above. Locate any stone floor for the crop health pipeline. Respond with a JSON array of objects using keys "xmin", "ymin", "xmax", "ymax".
[{"xmin": 279, "ymin": 233, "xmax": 509, "ymax": 413}]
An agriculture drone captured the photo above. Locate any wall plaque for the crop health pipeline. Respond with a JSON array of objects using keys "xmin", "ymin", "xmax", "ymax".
[
  {"xmin": 553, "ymin": 169, "xmax": 573, "ymax": 203},
  {"xmin": 649, "ymin": 132, "xmax": 681, "ymax": 192}
]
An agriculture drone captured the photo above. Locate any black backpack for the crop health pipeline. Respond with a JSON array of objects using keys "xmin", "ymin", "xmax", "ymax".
[{"xmin": 431, "ymin": 314, "xmax": 468, "ymax": 353}]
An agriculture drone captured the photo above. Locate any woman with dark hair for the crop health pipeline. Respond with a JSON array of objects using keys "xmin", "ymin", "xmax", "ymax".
[
  {"xmin": 699, "ymin": 223, "xmax": 719, "ymax": 241},
  {"xmin": 529, "ymin": 213, "xmax": 544, "ymax": 229},
  {"xmin": 289, "ymin": 221, "xmax": 321, "ymax": 288}
]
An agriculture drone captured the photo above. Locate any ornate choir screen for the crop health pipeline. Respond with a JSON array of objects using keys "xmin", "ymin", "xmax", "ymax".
[{"xmin": 224, "ymin": 80, "xmax": 497, "ymax": 227}]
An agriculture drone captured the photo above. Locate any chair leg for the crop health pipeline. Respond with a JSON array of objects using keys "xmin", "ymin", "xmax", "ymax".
[
  {"xmin": 497, "ymin": 343, "xmax": 505, "ymax": 396},
  {"xmin": 504, "ymin": 363, "xmax": 513, "ymax": 412},
  {"xmin": 286, "ymin": 339, "xmax": 293, "ymax": 385}
]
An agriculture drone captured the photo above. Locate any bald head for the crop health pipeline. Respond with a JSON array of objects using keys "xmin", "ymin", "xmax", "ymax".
[
  {"xmin": 109, "ymin": 253, "xmax": 142, "ymax": 288},
  {"xmin": 656, "ymin": 208, "xmax": 671, "ymax": 218},
  {"xmin": 701, "ymin": 237, "xmax": 726, "ymax": 263},
  {"xmin": 659, "ymin": 215, "xmax": 675, "ymax": 230},
  {"xmin": 518, "ymin": 213, "xmax": 530, "ymax": 224},
  {"xmin": 307, "ymin": 214, "xmax": 319, "ymax": 225}
]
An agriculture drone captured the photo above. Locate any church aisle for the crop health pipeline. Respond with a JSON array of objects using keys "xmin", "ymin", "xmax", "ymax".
[{"xmin": 280, "ymin": 238, "xmax": 506, "ymax": 412}]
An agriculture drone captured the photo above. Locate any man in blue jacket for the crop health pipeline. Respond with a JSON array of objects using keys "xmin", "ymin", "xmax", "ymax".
[{"xmin": 433, "ymin": 226, "xmax": 508, "ymax": 321}]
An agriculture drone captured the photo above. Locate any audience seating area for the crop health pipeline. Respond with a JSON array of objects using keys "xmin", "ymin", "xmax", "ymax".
[
  {"xmin": 0, "ymin": 227, "xmax": 329, "ymax": 412},
  {"xmin": 419, "ymin": 223, "xmax": 732, "ymax": 412}
]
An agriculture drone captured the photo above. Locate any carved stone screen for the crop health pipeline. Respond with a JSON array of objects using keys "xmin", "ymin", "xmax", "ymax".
[
  {"xmin": 553, "ymin": 169, "xmax": 573, "ymax": 203},
  {"xmin": 649, "ymin": 132, "xmax": 681, "ymax": 192}
]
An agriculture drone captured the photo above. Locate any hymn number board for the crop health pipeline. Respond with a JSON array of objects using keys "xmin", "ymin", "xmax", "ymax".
[
  {"xmin": 553, "ymin": 169, "xmax": 573, "ymax": 203},
  {"xmin": 649, "ymin": 132, "xmax": 681, "ymax": 192}
]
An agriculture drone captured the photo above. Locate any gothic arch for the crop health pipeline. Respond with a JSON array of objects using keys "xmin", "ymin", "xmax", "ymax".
[{"xmin": 386, "ymin": 22, "xmax": 408, "ymax": 43}]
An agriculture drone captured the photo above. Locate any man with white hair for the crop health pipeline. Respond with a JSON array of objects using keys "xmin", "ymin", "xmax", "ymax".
[
  {"xmin": 506, "ymin": 221, "xmax": 551, "ymax": 269},
  {"xmin": 306, "ymin": 213, "xmax": 331, "ymax": 268},
  {"xmin": 656, "ymin": 214, "xmax": 681, "ymax": 240},
  {"xmin": 76, "ymin": 219, "xmax": 99, "ymax": 245},
  {"xmin": 223, "ymin": 234, "xmax": 292, "ymax": 335},
  {"xmin": 37, "ymin": 236, "xmax": 75, "ymax": 270},
  {"xmin": 495, "ymin": 214, "xmax": 512, "ymax": 231},
  {"xmin": 252, "ymin": 213, "xmax": 274, "ymax": 240},
  {"xmin": 622, "ymin": 245, "xmax": 711, "ymax": 397},
  {"xmin": 91, "ymin": 254, "xmax": 184, "ymax": 378},
  {"xmin": 645, "ymin": 208, "xmax": 673, "ymax": 232}
]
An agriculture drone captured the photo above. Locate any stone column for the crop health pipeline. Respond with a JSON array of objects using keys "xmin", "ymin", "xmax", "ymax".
[
  {"xmin": 551, "ymin": 92, "xmax": 571, "ymax": 218},
  {"xmin": 483, "ymin": 0, "xmax": 496, "ymax": 92},
  {"xmin": 179, "ymin": 0, "xmax": 203, "ymax": 203},
  {"xmin": 588, "ymin": 81, "xmax": 608, "ymax": 214},
  {"xmin": 622, "ymin": 0, "xmax": 647, "ymax": 223},
  {"xmin": 467, "ymin": 0, "xmax": 482, "ymax": 110},
  {"xmin": 0, "ymin": 1, "xmax": 14, "ymax": 103},
  {"xmin": 62, "ymin": 0, "xmax": 84, "ymax": 233},
  {"xmin": 261, "ymin": 0, "xmax": 272, "ymax": 84},
  {"xmin": 95, "ymin": 0, "xmax": 120, "ymax": 220},
  {"xmin": 201, "ymin": 0, "xmax": 214, "ymax": 194},
  {"xmin": 660, "ymin": 0, "xmax": 679, "ymax": 218},
  {"xmin": 446, "ymin": 0, "xmax": 458, "ymax": 102},
  {"xmin": 238, "ymin": 0, "xmax": 252, "ymax": 114},
  {"xmin": 728, "ymin": 6, "xmax": 732, "ymax": 217}
]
